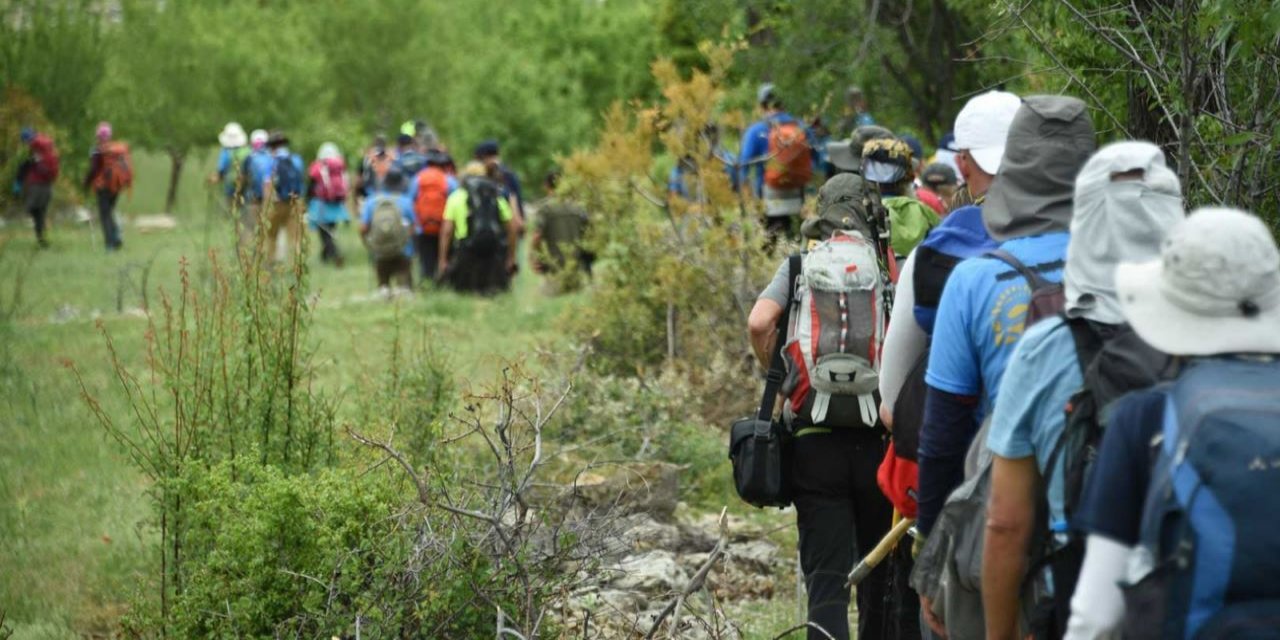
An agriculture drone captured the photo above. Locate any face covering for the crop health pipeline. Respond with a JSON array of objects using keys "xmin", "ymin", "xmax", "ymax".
[{"xmin": 1064, "ymin": 141, "xmax": 1184, "ymax": 324}]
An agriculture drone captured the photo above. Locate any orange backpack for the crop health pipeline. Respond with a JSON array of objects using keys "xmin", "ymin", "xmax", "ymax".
[
  {"xmin": 93, "ymin": 141, "xmax": 133, "ymax": 194},
  {"xmin": 413, "ymin": 168, "xmax": 449, "ymax": 235},
  {"xmin": 763, "ymin": 120, "xmax": 813, "ymax": 190}
]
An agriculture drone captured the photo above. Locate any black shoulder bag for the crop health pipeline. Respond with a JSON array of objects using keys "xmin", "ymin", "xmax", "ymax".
[{"xmin": 729, "ymin": 254, "xmax": 801, "ymax": 508}]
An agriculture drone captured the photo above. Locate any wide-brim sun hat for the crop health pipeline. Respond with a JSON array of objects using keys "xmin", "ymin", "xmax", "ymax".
[
  {"xmin": 1116, "ymin": 207, "xmax": 1280, "ymax": 356},
  {"xmin": 219, "ymin": 122, "xmax": 247, "ymax": 148}
]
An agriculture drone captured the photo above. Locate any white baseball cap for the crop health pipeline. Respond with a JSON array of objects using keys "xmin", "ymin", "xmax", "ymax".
[
  {"xmin": 250, "ymin": 129, "xmax": 269, "ymax": 150},
  {"xmin": 1116, "ymin": 207, "xmax": 1280, "ymax": 356},
  {"xmin": 953, "ymin": 90, "xmax": 1021, "ymax": 175}
]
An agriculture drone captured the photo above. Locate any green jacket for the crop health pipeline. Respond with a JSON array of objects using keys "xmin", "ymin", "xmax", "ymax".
[{"xmin": 884, "ymin": 195, "xmax": 941, "ymax": 257}]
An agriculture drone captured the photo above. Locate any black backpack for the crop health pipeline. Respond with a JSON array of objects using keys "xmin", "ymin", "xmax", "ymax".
[
  {"xmin": 1028, "ymin": 318, "xmax": 1173, "ymax": 637},
  {"xmin": 462, "ymin": 177, "xmax": 503, "ymax": 253}
]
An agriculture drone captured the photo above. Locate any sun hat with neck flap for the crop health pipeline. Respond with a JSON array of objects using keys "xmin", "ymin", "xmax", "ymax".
[
  {"xmin": 800, "ymin": 173, "xmax": 874, "ymax": 241},
  {"xmin": 983, "ymin": 95, "xmax": 1096, "ymax": 241},
  {"xmin": 1116, "ymin": 207, "xmax": 1280, "ymax": 356}
]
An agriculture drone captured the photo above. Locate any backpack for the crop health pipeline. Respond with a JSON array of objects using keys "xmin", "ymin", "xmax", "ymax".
[
  {"xmin": 763, "ymin": 119, "xmax": 813, "ymax": 190},
  {"xmin": 366, "ymin": 196, "xmax": 410, "ymax": 260},
  {"xmin": 781, "ymin": 230, "xmax": 885, "ymax": 428},
  {"xmin": 396, "ymin": 150, "xmax": 427, "ymax": 179},
  {"xmin": 312, "ymin": 158, "xmax": 349, "ymax": 203},
  {"xmin": 461, "ymin": 177, "xmax": 503, "ymax": 253},
  {"xmin": 31, "ymin": 135, "xmax": 60, "ymax": 182},
  {"xmin": 273, "ymin": 155, "xmax": 304, "ymax": 201},
  {"xmin": 242, "ymin": 152, "xmax": 275, "ymax": 201},
  {"xmin": 363, "ymin": 153, "xmax": 394, "ymax": 190},
  {"xmin": 413, "ymin": 168, "xmax": 449, "ymax": 236},
  {"xmin": 93, "ymin": 141, "xmax": 133, "ymax": 194},
  {"xmin": 1123, "ymin": 359, "xmax": 1280, "ymax": 640}
]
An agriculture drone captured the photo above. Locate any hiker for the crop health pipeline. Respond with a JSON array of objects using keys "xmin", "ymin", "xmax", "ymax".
[
  {"xmin": 861, "ymin": 137, "xmax": 940, "ymax": 259},
  {"xmin": 359, "ymin": 134, "xmax": 395, "ymax": 198},
  {"xmin": 238, "ymin": 129, "xmax": 274, "ymax": 251},
  {"xmin": 981, "ymin": 142, "xmax": 1184, "ymax": 640},
  {"xmin": 394, "ymin": 133, "xmax": 428, "ymax": 180},
  {"xmin": 14, "ymin": 127, "xmax": 59, "ymax": 248},
  {"xmin": 912, "ymin": 95, "xmax": 1095, "ymax": 637},
  {"xmin": 473, "ymin": 140, "xmax": 525, "ymax": 228},
  {"xmin": 306, "ymin": 142, "xmax": 351, "ymax": 267},
  {"xmin": 837, "ymin": 86, "xmax": 876, "ymax": 137},
  {"xmin": 931, "ymin": 132, "xmax": 962, "ymax": 183},
  {"xmin": 360, "ymin": 167, "xmax": 416, "ymax": 294},
  {"xmin": 739, "ymin": 84, "xmax": 814, "ymax": 240},
  {"xmin": 260, "ymin": 132, "xmax": 305, "ymax": 261},
  {"xmin": 407, "ymin": 150, "xmax": 457, "ymax": 281},
  {"xmin": 747, "ymin": 173, "xmax": 911, "ymax": 640},
  {"xmin": 915, "ymin": 163, "xmax": 958, "ymax": 216},
  {"xmin": 211, "ymin": 122, "xmax": 249, "ymax": 210},
  {"xmin": 83, "ymin": 122, "xmax": 132, "ymax": 251},
  {"xmin": 438, "ymin": 161, "xmax": 518, "ymax": 295},
  {"xmin": 1065, "ymin": 207, "xmax": 1280, "ymax": 639},
  {"xmin": 826, "ymin": 125, "xmax": 893, "ymax": 177},
  {"xmin": 667, "ymin": 123, "xmax": 738, "ymax": 202},
  {"xmin": 531, "ymin": 171, "xmax": 593, "ymax": 287}
]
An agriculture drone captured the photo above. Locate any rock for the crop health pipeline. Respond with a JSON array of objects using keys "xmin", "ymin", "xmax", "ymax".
[
  {"xmin": 133, "ymin": 214, "xmax": 178, "ymax": 232},
  {"xmin": 567, "ymin": 462, "xmax": 680, "ymax": 521},
  {"xmin": 73, "ymin": 206, "xmax": 93, "ymax": 224},
  {"xmin": 569, "ymin": 588, "xmax": 649, "ymax": 615},
  {"xmin": 621, "ymin": 513, "xmax": 681, "ymax": 552},
  {"xmin": 608, "ymin": 550, "xmax": 689, "ymax": 593},
  {"xmin": 726, "ymin": 539, "xmax": 782, "ymax": 572}
]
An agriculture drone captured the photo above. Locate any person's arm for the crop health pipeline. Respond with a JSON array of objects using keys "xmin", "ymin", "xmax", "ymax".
[
  {"xmin": 916, "ymin": 387, "xmax": 981, "ymax": 535},
  {"xmin": 983, "ymin": 454, "xmax": 1039, "ymax": 639},
  {"xmin": 529, "ymin": 229, "xmax": 545, "ymax": 272},
  {"xmin": 83, "ymin": 151, "xmax": 101, "ymax": 191},
  {"xmin": 1065, "ymin": 534, "xmax": 1131, "ymax": 639},
  {"xmin": 748, "ymin": 299, "xmax": 784, "ymax": 369},
  {"xmin": 878, "ymin": 251, "xmax": 927, "ymax": 428},
  {"xmin": 738, "ymin": 124, "xmax": 763, "ymax": 197}
]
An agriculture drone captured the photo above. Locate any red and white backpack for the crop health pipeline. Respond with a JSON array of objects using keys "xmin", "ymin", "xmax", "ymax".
[{"xmin": 782, "ymin": 230, "xmax": 886, "ymax": 428}]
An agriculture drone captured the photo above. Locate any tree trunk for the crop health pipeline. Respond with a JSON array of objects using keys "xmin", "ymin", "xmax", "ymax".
[{"xmin": 165, "ymin": 149, "xmax": 185, "ymax": 214}]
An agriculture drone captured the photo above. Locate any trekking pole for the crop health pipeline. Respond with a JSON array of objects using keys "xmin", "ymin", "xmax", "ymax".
[{"xmin": 846, "ymin": 516, "xmax": 915, "ymax": 587}]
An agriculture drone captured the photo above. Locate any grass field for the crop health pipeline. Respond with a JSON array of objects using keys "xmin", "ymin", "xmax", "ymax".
[
  {"xmin": 0, "ymin": 150, "xmax": 806, "ymax": 639},
  {"xmin": 0, "ymin": 150, "xmax": 586, "ymax": 638}
]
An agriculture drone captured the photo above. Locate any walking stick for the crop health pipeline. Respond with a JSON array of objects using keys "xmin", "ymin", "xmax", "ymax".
[{"xmin": 847, "ymin": 516, "xmax": 915, "ymax": 587}]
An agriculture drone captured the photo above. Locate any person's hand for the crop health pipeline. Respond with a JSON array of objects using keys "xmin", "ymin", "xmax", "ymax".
[{"xmin": 920, "ymin": 595, "xmax": 948, "ymax": 638}]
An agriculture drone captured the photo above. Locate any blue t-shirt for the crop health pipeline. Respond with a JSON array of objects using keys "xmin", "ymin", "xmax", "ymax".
[
  {"xmin": 738, "ymin": 112, "xmax": 809, "ymax": 197},
  {"xmin": 926, "ymin": 231, "xmax": 1070, "ymax": 414},
  {"xmin": 360, "ymin": 192, "xmax": 418, "ymax": 258},
  {"xmin": 986, "ymin": 316, "xmax": 1081, "ymax": 528},
  {"xmin": 667, "ymin": 149, "xmax": 738, "ymax": 198},
  {"xmin": 242, "ymin": 150, "xmax": 276, "ymax": 201},
  {"xmin": 1071, "ymin": 389, "xmax": 1165, "ymax": 545}
]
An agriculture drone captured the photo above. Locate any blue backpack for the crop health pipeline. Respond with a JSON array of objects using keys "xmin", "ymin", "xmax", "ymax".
[
  {"xmin": 242, "ymin": 152, "xmax": 275, "ymax": 201},
  {"xmin": 1124, "ymin": 358, "xmax": 1280, "ymax": 639},
  {"xmin": 273, "ymin": 154, "xmax": 304, "ymax": 201}
]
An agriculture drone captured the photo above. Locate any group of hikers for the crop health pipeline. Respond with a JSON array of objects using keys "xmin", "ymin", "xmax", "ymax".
[
  {"xmin": 208, "ymin": 121, "xmax": 591, "ymax": 295},
  {"xmin": 740, "ymin": 85, "xmax": 1280, "ymax": 640},
  {"xmin": 14, "ymin": 122, "xmax": 134, "ymax": 250},
  {"xmin": 12, "ymin": 119, "xmax": 592, "ymax": 297}
]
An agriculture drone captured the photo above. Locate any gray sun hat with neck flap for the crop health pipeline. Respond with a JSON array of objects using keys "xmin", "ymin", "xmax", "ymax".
[{"xmin": 983, "ymin": 95, "xmax": 1096, "ymax": 241}]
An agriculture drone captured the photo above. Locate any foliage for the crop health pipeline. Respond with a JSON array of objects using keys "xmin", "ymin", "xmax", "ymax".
[
  {"xmin": 991, "ymin": 0, "xmax": 1280, "ymax": 222},
  {"xmin": 564, "ymin": 45, "xmax": 774, "ymax": 387},
  {"xmin": 358, "ymin": 322, "xmax": 455, "ymax": 469}
]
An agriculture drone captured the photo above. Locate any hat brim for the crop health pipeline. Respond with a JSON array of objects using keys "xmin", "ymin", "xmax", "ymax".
[
  {"xmin": 1116, "ymin": 260, "xmax": 1280, "ymax": 356},
  {"xmin": 967, "ymin": 146, "xmax": 1004, "ymax": 175},
  {"xmin": 828, "ymin": 141, "xmax": 859, "ymax": 171},
  {"xmin": 219, "ymin": 132, "xmax": 247, "ymax": 147}
]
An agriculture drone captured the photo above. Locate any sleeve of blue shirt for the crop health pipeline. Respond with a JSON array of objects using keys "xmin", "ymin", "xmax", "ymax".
[
  {"xmin": 446, "ymin": 175, "xmax": 458, "ymax": 194},
  {"xmin": 925, "ymin": 264, "xmax": 982, "ymax": 396},
  {"xmin": 1071, "ymin": 390, "xmax": 1165, "ymax": 545},
  {"xmin": 406, "ymin": 175, "xmax": 418, "ymax": 203},
  {"xmin": 360, "ymin": 198, "xmax": 374, "ymax": 227},
  {"xmin": 739, "ymin": 121, "xmax": 768, "ymax": 197},
  {"xmin": 667, "ymin": 166, "xmax": 684, "ymax": 196},
  {"xmin": 217, "ymin": 149, "xmax": 231, "ymax": 177}
]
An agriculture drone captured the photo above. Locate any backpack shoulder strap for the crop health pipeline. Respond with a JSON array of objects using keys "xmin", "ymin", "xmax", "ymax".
[
  {"xmin": 1065, "ymin": 316, "xmax": 1106, "ymax": 378},
  {"xmin": 757, "ymin": 253, "xmax": 803, "ymax": 422},
  {"xmin": 988, "ymin": 247, "xmax": 1050, "ymax": 290}
]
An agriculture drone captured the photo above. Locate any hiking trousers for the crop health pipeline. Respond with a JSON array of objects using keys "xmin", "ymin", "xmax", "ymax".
[
  {"xmin": 416, "ymin": 233, "xmax": 440, "ymax": 282},
  {"xmin": 374, "ymin": 255, "xmax": 412, "ymax": 289},
  {"xmin": 96, "ymin": 189, "xmax": 122, "ymax": 250},
  {"xmin": 792, "ymin": 427, "xmax": 919, "ymax": 640},
  {"xmin": 316, "ymin": 223, "xmax": 343, "ymax": 265},
  {"xmin": 24, "ymin": 182, "xmax": 52, "ymax": 244},
  {"xmin": 264, "ymin": 200, "xmax": 302, "ymax": 261}
]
